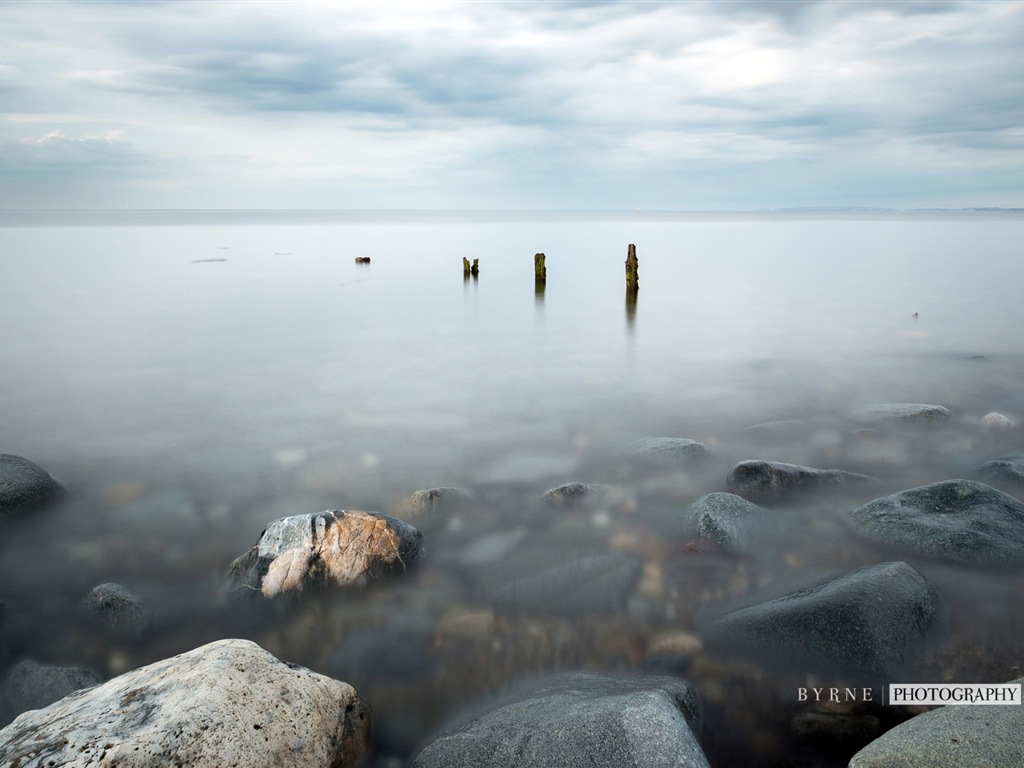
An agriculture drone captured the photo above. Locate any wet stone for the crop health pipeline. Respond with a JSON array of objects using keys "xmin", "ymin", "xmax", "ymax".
[
  {"xmin": 982, "ymin": 412, "xmax": 1015, "ymax": 430},
  {"xmin": 626, "ymin": 437, "xmax": 710, "ymax": 465},
  {"xmin": 685, "ymin": 492, "xmax": 764, "ymax": 553},
  {"xmin": 849, "ymin": 479, "xmax": 1024, "ymax": 567},
  {"xmin": 82, "ymin": 582, "xmax": 152, "ymax": 640},
  {"xmin": 976, "ymin": 452, "xmax": 1024, "ymax": 486},
  {"xmin": 0, "ymin": 454, "xmax": 67, "ymax": 518},
  {"xmin": 852, "ymin": 403, "xmax": 951, "ymax": 426},
  {"xmin": 227, "ymin": 509, "xmax": 425, "ymax": 599},
  {"xmin": 0, "ymin": 659, "xmax": 101, "ymax": 727},
  {"xmin": 726, "ymin": 460, "xmax": 875, "ymax": 504},
  {"xmin": 0, "ymin": 639, "xmax": 369, "ymax": 767},
  {"xmin": 705, "ymin": 561, "xmax": 938, "ymax": 678},
  {"xmin": 399, "ymin": 487, "xmax": 473, "ymax": 517},
  {"xmin": 409, "ymin": 671, "xmax": 709, "ymax": 768}
]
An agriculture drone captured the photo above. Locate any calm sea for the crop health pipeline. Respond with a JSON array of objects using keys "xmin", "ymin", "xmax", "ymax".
[{"xmin": 2, "ymin": 210, "xmax": 1023, "ymax": 762}]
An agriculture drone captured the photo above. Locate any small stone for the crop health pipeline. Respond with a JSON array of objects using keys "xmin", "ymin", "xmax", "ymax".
[
  {"xmin": 82, "ymin": 582, "xmax": 152, "ymax": 640},
  {"xmin": 0, "ymin": 659, "xmax": 101, "ymax": 727},
  {"xmin": 0, "ymin": 454, "xmax": 67, "ymax": 517},
  {"xmin": 726, "ymin": 460, "xmax": 875, "ymax": 503},
  {"xmin": 853, "ymin": 403, "xmax": 951, "ymax": 426},
  {"xmin": 982, "ymin": 412, "xmax": 1015, "ymax": 430},
  {"xmin": 684, "ymin": 492, "xmax": 764, "ymax": 552},
  {"xmin": 399, "ymin": 487, "xmax": 473, "ymax": 517},
  {"xmin": 626, "ymin": 437, "xmax": 710, "ymax": 465}
]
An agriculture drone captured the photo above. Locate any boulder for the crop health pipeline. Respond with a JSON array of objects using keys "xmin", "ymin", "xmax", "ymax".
[
  {"xmin": 848, "ymin": 677, "xmax": 1024, "ymax": 767},
  {"xmin": 626, "ymin": 437, "xmax": 710, "ymax": 465},
  {"xmin": 726, "ymin": 460, "xmax": 874, "ymax": 503},
  {"xmin": 705, "ymin": 561, "xmax": 938, "ymax": 677},
  {"xmin": 684, "ymin": 492, "xmax": 763, "ymax": 552},
  {"xmin": 0, "ymin": 454, "xmax": 67, "ymax": 517},
  {"xmin": 0, "ymin": 639, "xmax": 369, "ymax": 767},
  {"xmin": 82, "ymin": 582, "xmax": 152, "ymax": 639},
  {"xmin": 0, "ymin": 659, "xmax": 101, "ymax": 727},
  {"xmin": 227, "ymin": 509, "xmax": 424, "ymax": 599},
  {"xmin": 852, "ymin": 403, "xmax": 951, "ymax": 426},
  {"xmin": 849, "ymin": 479, "xmax": 1024, "ymax": 567},
  {"xmin": 976, "ymin": 452, "xmax": 1024, "ymax": 486},
  {"xmin": 409, "ymin": 672, "xmax": 709, "ymax": 768}
]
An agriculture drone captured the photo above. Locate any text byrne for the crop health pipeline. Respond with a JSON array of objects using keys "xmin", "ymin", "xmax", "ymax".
[{"xmin": 797, "ymin": 687, "xmax": 873, "ymax": 702}]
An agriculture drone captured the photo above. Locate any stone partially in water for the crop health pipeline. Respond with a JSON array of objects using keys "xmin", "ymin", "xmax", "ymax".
[
  {"xmin": 626, "ymin": 437, "xmax": 710, "ymax": 465},
  {"xmin": 706, "ymin": 561, "xmax": 938, "ymax": 677},
  {"xmin": 849, "ymin": 479, "xmax": 1024, "ymax": 567},
  {"xmin": 227, "ymin": 509, "xmax": 425, "ymax": 598},
  {"xmin": 0, "ymin": 659, "xmax": 101, "ymax": 727},
  {"xmin": 726, "ymin": 460, "xmax": 875, "ymax": 503},
  {"xmin": 0, "ymin": 454, "xmax": 67, "ymax": 518},
  {"xmin": 82, "ymin": 582, "xmax": 152, "ymax": 640},
  {"xmin": 684, "ymin": 492, "xmax": 764, "ymax": 553},
  {"xmin": 0, "ymin": 639, "xmax": 369, "ymax": 767},
  {"xmin": 976, "ymin": 452, "xmax": 1024, "ymax": 486},
  {"xmin": 981, "ymin": 412, "xmax": 1015, "ymax": 430},
  {"xmin": 399, "ymin": 487, "xmax": 473, "ymax": 517},
  {"xmin": 852, "ymin": 403, "xmax": 951, "ymax": 426},
  {"xmin": 410, "ymin": 672, "xmax": 708, "ymax": 768},
  {"xmin": 848, "ymin": 677, "xmax": 1024, "ymax": 768}
]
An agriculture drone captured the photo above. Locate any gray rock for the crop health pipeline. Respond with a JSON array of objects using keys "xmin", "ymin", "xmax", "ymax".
[
  {"xmin": 848, "ymin": 677, "xmax": 1024, "ymax": 767},
  {"xmin": 542, "ymin": 482, "xmax": 603, "ymax": 504},
  {"xmin": 82, "ymin": 582, "xmax": 152, "ymax": 639},
  {"xmin": 399, "ymin": 487, "xmax": 473, "ymax": 517},
  {"xmin": 626, "ymin": 437, "xmax": 710, "ymax": 465},
  {"xmin": 0, "ymin": 454, "xmax": 67, "ymax": 517},
  {"xmin": 0, "ymin": 659, "xmax": 101, "ymax": 727},
  {"xmin": 0, "ymin": 639, "xmax": 369, "ymax": 767},
  {"xmin": 977, "ymin": 452, "xmax": 1024, "ymax": 485},
  {"xmin": 853, "ymin": 403, "xmax": 951, "ymax": 426},
  {"xmin": 706, "ymin": 561, "xmax": 938, "ymax": 677},
  {"xmin": 726, "ymin": 460, "xmax": 875, "ymax": 503},
  {"xmin": 227, "ymin": 509, "xmax": 425, "ymax": 599},
  {"xmin": 981, "ymin": 412, "xmax": 1015, "ymax": 430},
  {"xmin": 685, "ymin": 492, "xmax": 763, "ymax": 552},
  {"xmin": 849, "ymin": 479, "xmax": 1024, "ymax": 567},
  {"xmin": 410, "ymin": 672, "xmax": 709, "ymax": 768}
]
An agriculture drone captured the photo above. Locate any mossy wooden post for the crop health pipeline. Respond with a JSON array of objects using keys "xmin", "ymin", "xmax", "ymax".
[
  {"xmin": 463, "ymin": 257, "xmax": 471, "ymax": 279},
  {"xmin": 625, "ymin": 244, "xmax": 639, "ymax": 293},
  {"xmin": 471, "ymin": 258, "xmax": 479, "ymax": 277},
  {"xmin": 534, "ymin": 253, "xmax": 546, "ymax": 282}
]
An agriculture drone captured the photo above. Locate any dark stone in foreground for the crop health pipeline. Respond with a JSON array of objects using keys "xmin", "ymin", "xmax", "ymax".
[
  {"xmin": 849, "ymin": 479, "xmax": 1024, "ymax": 567},
  {"xmin": 853, "ymin": 403, "xmax": 951, "ymax": 426},
  {"xmin": 0, "ymin": 659, "xmax": 101, "ymax": 727},
  {"xmin": 726, "ymin": 460, "xmax": 875, "ymax": 503},
  {"xmin": 848, "ymin": 677, "xmax": 1024, "ymax": 767},
  {"xmin": 410, "ymin": 672, "xmax": 709, "ymax": 768},
  {"xmin": 977, "ymin": 452, "xmax": 1024, "ymax": 486},
  {"xmin": 227, "ymin": 510, "xmax": 425, "ymax": 598},
  {"xmin": 706, "ymin": 561, "xmax": 938, "ymax": 677},
  {"xmin": 685, "ymin": 492, "xmax": 763, "ymax": 552},
  {"xmin": 626, "ymin": 437, "xmax": 710, "ymax": 465},
  {"xmin": 0, "ymin": 454, "xmax": 67, "ymax": 517}
]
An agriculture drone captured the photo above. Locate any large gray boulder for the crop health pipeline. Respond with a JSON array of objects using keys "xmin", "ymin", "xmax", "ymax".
[
  {"xmin": 706, "ymin": 561, "xmax": 938, "ymax": 677},
  {"xmin": 0, "ymin": 639, "xmax": 369, "ymax": 767},
  {"xmin": 0, "ymin": 659, "xmax": 101, "ymax": 727},
  {"xmin": 685, "ymin": 492, "xmax": 764, "ymax": 552},
  {"xmin": 410, "ymin": 672, "xmax": 709, "ymax": 768},
  {"xmin": 849, "ymin": 480, "xmax": 1024, "ymax": 567},
  {"xmin": 0, "ymin": 454, "xmax": 67, "ymax": 517},
  {"xmin": 848, "ymin": 677, "xmax": 1024, "ymax": 767},
  {"xmin": 852, "ymin": 403, "xmax": 951, "ymax": 426},
  {"xmin": 726, "ymin": 460, "xmax": 874, "ymax": 503},
  {"xmin": 227, "ymin": 509, "xmax": 425, "ymax": 598}
]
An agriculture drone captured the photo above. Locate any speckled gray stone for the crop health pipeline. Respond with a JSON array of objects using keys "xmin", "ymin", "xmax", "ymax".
[
  {"xmin": 684, "ymin": 492, "xmax": 763, "ymax": 552},
  {"xmin": 849, "ymin": 480, "xmax": 1024, "ymax": 567},
  {"xmin": 0, "ymin": 454, "xmax": 67, "ymax": 517},
  {"xmin": 977, "ymin": 452, "xmax": 1024, "ymax": 486},
  {"xmin": 83, "ymin": 582, "xmax": 152, "ymax": 639},
  {"xmin": 0, "ymin": 659, "xmax": 101, "ymax": 727},
  {"xmin": 410, "ymin": 672, "xmax": 709, "ymax": 768},
  {"xmin": 626, "ymin": 437, "xmax": 710, "ymax": 465},
  {"xmin": 0, "ymin": 639, "xmax": 369, "ymax": 767},
  {"xmin": 848, "ymin": 677, "xmax": 1024, "ymax": 767},
  {"xmin": 726, "ymin": 460, "xmax": 875, "ymax": 503}
]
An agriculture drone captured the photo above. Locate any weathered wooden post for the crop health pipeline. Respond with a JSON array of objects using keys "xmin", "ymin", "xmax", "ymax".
[
  {"xmin": 625, "ymin": 244, "xmax": 639, "ymax": 292},
  {"xmin": 463, "ymin": 257, "xmax": 471, "ymax": 278},
  {"xmin": 534, "ymin": 253, "xmax": 546, "ymax": 282},
  {"xmin": 470, "ymin": 258, "xmax": 479, "ymax": 277}
]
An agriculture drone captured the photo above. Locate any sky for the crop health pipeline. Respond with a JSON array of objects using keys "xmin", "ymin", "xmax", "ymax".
[{"xmin": 1, "ymin": 0, "xmax": 1023, "ymax": 211}]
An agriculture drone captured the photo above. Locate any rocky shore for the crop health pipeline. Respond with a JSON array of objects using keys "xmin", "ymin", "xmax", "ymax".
[{"xmin": 1, "ymin": 398, "xmax": 1023, "ymax": 767}]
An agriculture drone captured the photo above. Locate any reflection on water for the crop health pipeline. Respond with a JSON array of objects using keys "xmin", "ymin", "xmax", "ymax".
[{"xmin": 1, "ymin": 210, "xmax": 1024, "ymax": 763}]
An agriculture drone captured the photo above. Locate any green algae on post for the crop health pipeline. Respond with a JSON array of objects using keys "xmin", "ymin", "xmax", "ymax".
[{"xmin": 625, "ymin": 243, "xmax": 639, "ymax": 292}]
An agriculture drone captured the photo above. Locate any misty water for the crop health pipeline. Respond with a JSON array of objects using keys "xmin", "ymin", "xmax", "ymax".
[{"xmin": 2, "ymin": 210, "xmax": 1023, "ymax": 764}]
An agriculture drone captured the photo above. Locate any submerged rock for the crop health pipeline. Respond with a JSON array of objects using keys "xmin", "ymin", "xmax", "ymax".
[
  {"xmin": 852, "ymin": 403, "xmax": 951, "ymax": 426},
  {"xmin": 82, "ymin": 582, "xmax": 151, "ymax": 640},
  {"xmin": 227, "ymin": 509, "xmax": 425, "ymax": 598},
  {"xmin": 0, "ymin": 454, "xmax": 67, "ymax": 517},
  {"xmin": 0, "ymin": 639, "xmax": 369, "ymax": 767},
  {"xmin": 399, "ymin": 486, "xmax": 473, "ymax": 517},
  {"xmin": 0, "ymin": 659, "xmax": 101, "ymax": 727},
  {"xmin": 981, "ymin": 412, "xmax": 1015, "ymax": 430},
  {"xmin": 849, "ymin": 479, "xmax": 1024, "ymax": 567},
  {"xmin": 726, "ymin": 460, "xmax": 874, "ymax": 503},
  {"xmin": 976, "ymin": 452, "xmax": 1024, "ymax": 486},
  {"xmin": 684, "ymin": 492, "xmax": 763, "ymax": 552},
  {"xmin": 410, "ymin": 672, "xmax": 709, "ymax": 768},
  {"xmin": 626, "ymin": 437, "xmax": 710, "ymax": 465},
  {"xmin": 706, "ymin": 561, "xmax": 938, "ymax": 677},
  {"xmin": 849, "ymin": 677, "xmax": 1024, "ymax": 767}
]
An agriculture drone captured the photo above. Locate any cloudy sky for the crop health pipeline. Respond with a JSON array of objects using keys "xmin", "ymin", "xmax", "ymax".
[{"xmin": 2, "ymin": 0, "xmax": 1022, "ymax": 210}]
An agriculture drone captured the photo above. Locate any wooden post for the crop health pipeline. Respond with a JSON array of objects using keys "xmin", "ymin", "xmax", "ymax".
[
  {"xmin": 625, "ymin": 244, "xmax": 639, "ymax": 292},
  {"xmin": 471, "ymin": 258, "xmax": 479, "ymax": 277},
  {"xmin": 534, "ymin": 253, "xmax": 546, "ymax": 282},
  {"xmin": 463, "ymin": 257, "xmax": 471, "ymax": 278}
]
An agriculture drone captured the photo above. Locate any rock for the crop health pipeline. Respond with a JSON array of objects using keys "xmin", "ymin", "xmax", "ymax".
[
  {"xmin": 541, "ymin": 482, "xmax": 603, "ymax": 504},
  {"xmin": 409, "ymin": 672, "xmax": 709, "ymax": 768},
  {"xmin": 853, "ymin": 403, "xmax": 951, "ymax": 426},
  {"xmin": 0, "ymin": 639, "xmax": 369, "ymax": 767},
  {"xmin": 82, "ymin": 582, "xmax": 151, "ymax": 640},
  {"xmin": 726, "ymin": 460, "xmax": 874, "ymax": 503},
  {"xmin": 848, "ymin": 677, "xmax": 1024, "ymax": 767},
  {"xmin": 0, "ymin": 454, "xmax": 67, "ymax": 517},
  {"xmin": 685, "ymin": 492, "xmax": 763, "ymax": 552},
  {"xmin": 399, "ymin": 487, "xmax": 473, "ymax": 517},
  {"xmin": 982, "ymin": 412, "xmax": 1015, "ymax": 430},
  {"xmin": 227, "ymin": 509, "xmax": 425, "ymax": 599},
  {"xmin": 977, "ymin": 452, "xmax": 1024, "ymax": 486},
  {"xmin": 626, "ymin": 437, "xmax": 710, "ymax": 465},
  {"xmin": 0, "ymin": 659, "xmax": 101, "ymax": 727},
  {"xmin": 705, "ymin": 561, "xmax": 938, "ymax": 677},
  {"xmin": 644, "ymin": 631, "xmax": 704, "ymax": 674},
  {"xmin": 849, "ymin": 479, "xmax": 1024, "ymax": 567}
]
